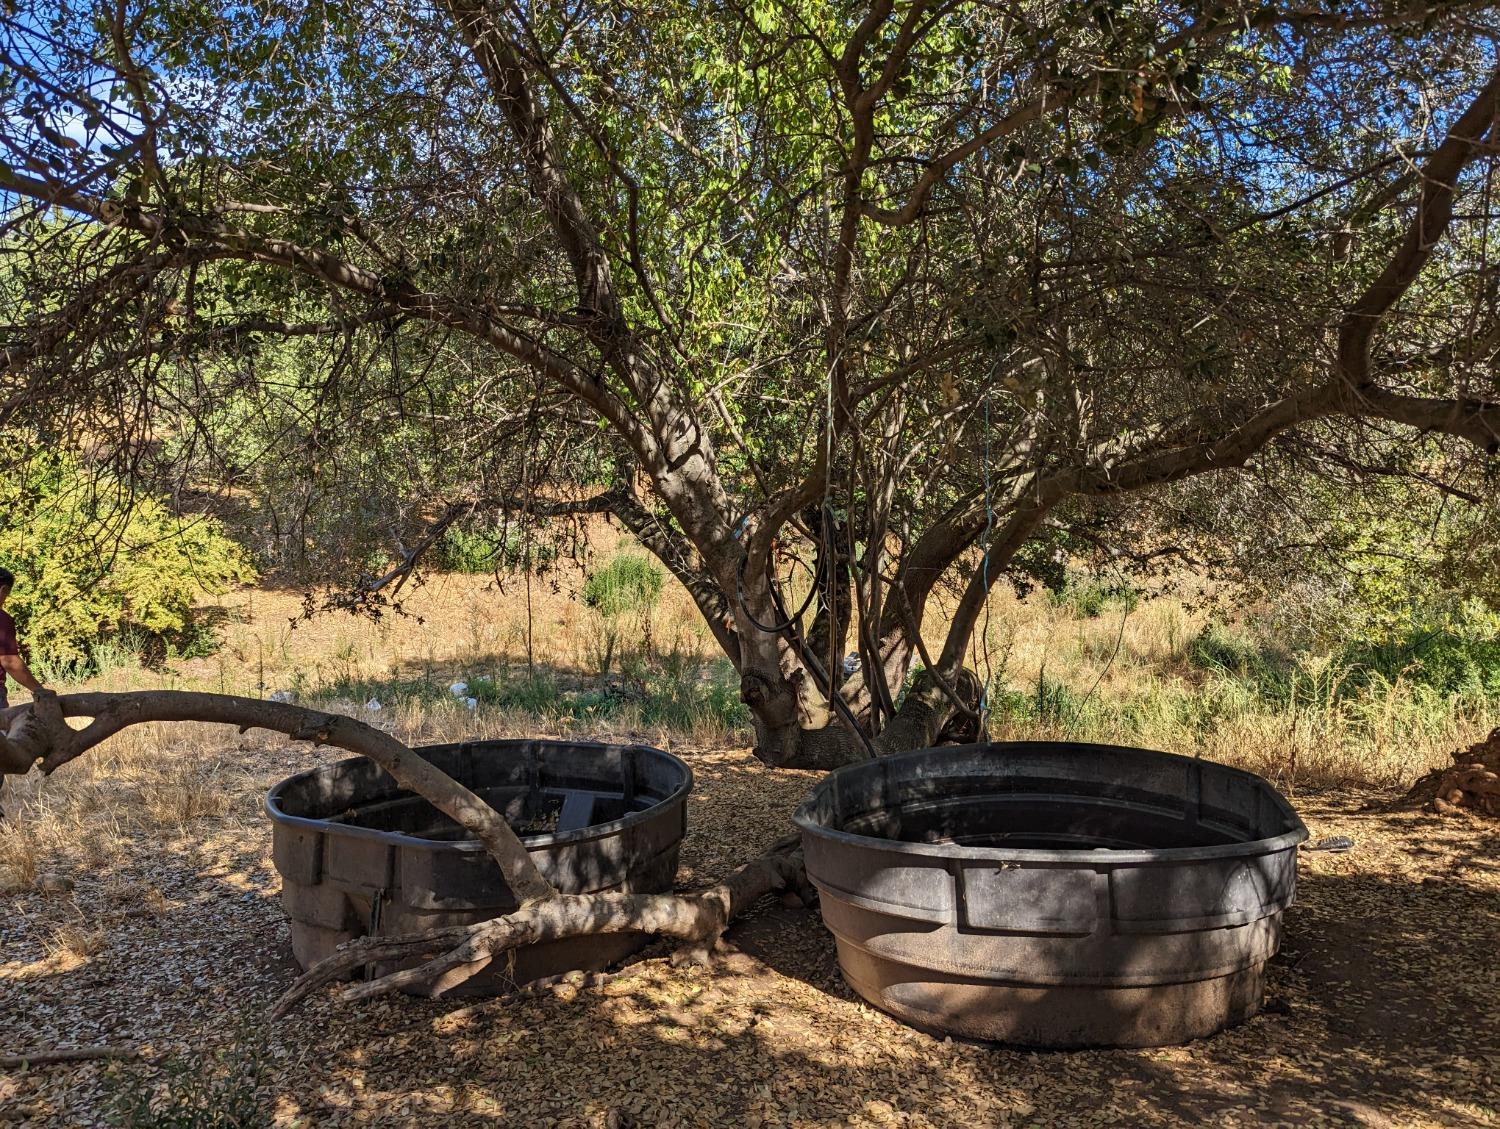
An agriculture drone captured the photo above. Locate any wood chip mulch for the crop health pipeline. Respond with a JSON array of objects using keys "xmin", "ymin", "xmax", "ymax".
[{"xmin": 2, "ymin": 742, "xmax": 1497, "ymax": 1127}]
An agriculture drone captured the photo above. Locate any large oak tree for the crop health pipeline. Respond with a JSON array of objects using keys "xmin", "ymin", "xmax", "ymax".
[{"xmin": 3, "ymin": 0, "xmax": 1499, "ymax": 770}]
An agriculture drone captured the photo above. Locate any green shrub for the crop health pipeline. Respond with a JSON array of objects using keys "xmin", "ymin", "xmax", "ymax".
[
  {"xmin": 1188, "ymin": 615, "xmax": 1500, "ymax": 709},
  {"xmin": 1338, "ymin": 627, "xmax": 1500, "ymax": 700},
  {"xmin": 582, "ymin": 553, "xmax": 664, "ymax": 619},
  {"xmin": 432, "ymin": 526, "xmax": 559, "ymax": 573},
  {"xmin": 984, "ymin": 672, "xmax": 1099, "ymax": 731},
  {"xmin": 635, "ymin": 650, "xmax": 750, "ymax": 732},
  {"xmin": 1049, "ymin": 572, "xmax": 1140, "ymax": 619},
  {"xmin": 466, "ymin": 670, "xmax": 568, "ymax": 713},
  {"xmin": 314, "ymin": 672, "xmax": 450, "ymax": 706},
  {"xmin": 1187, "ymin": 622, "xmax": 1291, "ymax": 691},
  {"xmin": 0, "ymin": 453, "xmax": 254, "ymax": 667}
]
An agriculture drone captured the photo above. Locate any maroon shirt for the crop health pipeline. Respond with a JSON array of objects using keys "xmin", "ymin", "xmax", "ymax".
[
  {"xmin": 0, "ymin": 609, "xmax": 15, "ymax": 709},
  {"xmin": 0, "ymin": 609, "xmax": 17, "ymax": 658}
]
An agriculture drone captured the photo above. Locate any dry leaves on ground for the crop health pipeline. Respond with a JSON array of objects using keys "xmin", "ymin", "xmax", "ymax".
[{"xmin": 1, "ymin": 737, "xmax": 1497, "ymax": 1128}]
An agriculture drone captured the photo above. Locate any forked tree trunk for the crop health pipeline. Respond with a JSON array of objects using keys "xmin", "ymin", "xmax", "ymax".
[{"xmin": 742, "ymin": 654, "xmax": 984, "ymax": 770}]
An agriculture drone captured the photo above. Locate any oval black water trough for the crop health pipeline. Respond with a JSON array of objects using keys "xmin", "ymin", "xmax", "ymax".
[
  {"xmin": 794, "ymin": 741, "xmax": 1307, "ymax": 1047},
  {"xmin": 267, "ymin": 739, "xmax": 691, "ymax": 993}
]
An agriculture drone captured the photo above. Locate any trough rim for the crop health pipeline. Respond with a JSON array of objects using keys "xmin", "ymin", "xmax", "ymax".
[
  {"xmin": 793, "ymin": 740, "xmax": 1308, "ymax": 867},
  {"xmin": 265, "ymin": 737, "xmax": 693, "ymax": 855}
]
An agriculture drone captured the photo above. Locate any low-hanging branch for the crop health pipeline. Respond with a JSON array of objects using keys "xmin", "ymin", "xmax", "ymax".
[
  {"xmin": 0, "ymin": 691, "xmax": 810, "ymax": 1013},
  {"xmin": 0, "ymin": 690, "xmax": 555, "ymax": 903}
]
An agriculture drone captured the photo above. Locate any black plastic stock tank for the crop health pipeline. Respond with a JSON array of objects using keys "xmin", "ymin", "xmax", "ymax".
[
  {"xmin": 794, "ymin": 741, "xmax": 1307, "ymax": 1047},
  {"xmin": 266, "ymin": 739, "xmax": 691, "ymax": 992}
]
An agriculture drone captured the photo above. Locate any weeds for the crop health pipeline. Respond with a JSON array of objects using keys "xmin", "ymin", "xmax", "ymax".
[
  {"xmin": 581, "ymin": 552, "xmax": 664, "ymax": 619},
  {"xmin": 300, "ymin": 652, "xmax": 750, "ymax": 743},
  {"xmin": 20, "ymin": 559, "xmax": 1496, "ymax": 793},
  {"xmin": 0, "ymin": 820, "xmax": 40, "ymax": 892},
  {"xmin": 139, "ymin": 768, "xmax": 233, "ymax": 828},
  {"xmin": 104, "ymin": 1031, "xmax": 268, "ymax": 1129},
  {"xmin": 580, "ymin": 551, "xmax": 666, "ymax": 675},
  {"xmin": 981, "ymin": 612, "xmax": 1498, "ymax": 788},
  {"xmin": 1048, "ymin": 572, "xmax": 1140, "ymax": 619},
  {"xmin": 45, "ymin": 922, "xmax": 108, "ymax": 962}
]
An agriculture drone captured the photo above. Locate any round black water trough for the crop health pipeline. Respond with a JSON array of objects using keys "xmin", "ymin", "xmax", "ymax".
[
  {"xmin": 266, "ymin": 739, "xmax": 691, "ymax": 993},
  {"xmin": 794, "ymin": 741, "xmax": 1307, "ymax": 1047}
]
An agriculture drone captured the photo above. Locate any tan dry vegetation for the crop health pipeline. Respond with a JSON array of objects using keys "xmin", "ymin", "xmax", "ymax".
[
  {"xmin": 162, "ymin": 561, "xmax": 1500, "ymax": 787},
  {"xmin": 960, "ymin": 586, "xmax": 1497, "ymax": 790}
]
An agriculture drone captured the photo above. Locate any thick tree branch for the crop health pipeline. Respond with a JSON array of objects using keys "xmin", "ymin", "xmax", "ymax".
[
  {"xmin": 1337, "ymin": 66, "xmax": 1500, "ymax": 385},
  {"xmin": 0, "ymin": 691, "xmax": 555, "ymax": 902},
  {"xmin": 273, "ymin": 843, "xmax": 805, "ymax": 1016}
]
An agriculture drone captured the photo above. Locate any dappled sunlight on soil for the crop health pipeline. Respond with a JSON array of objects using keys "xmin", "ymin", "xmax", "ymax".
[{"xmin": 1, "ymin": 723, "xmax": 1497, "ymax": 1126}]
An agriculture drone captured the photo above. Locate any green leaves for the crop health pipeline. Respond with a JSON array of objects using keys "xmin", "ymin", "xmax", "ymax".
[{"xmin": 0, "ymin": 452, "xmax": 255, "ymax": 663}]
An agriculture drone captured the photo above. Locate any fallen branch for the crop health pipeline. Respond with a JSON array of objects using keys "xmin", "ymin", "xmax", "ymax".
[
  {"xmin": 0, "ymin": 1045, "xmax": 141, "ymax": 1069},
  {"xmin": 273, "ymin": 843, "xmax": 807, "ymax": 1017},
  {"xmin": 2, "ymin": 690, "xmax": 811, "ymax": 1012},
  {"xmin": 0, "ymin": 690, "xmax": 554, "ymax": 902}
]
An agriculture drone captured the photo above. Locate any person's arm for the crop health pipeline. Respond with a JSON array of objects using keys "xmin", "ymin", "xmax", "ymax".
[{"xmin": 0, "ymin": 653, "xmax": 46, "ymax": 695}]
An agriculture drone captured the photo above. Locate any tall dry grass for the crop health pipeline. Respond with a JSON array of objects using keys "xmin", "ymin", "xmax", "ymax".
[
  {"xmin": 964, "ymin": 588, "xmax": 1497, "ymax": 791},
  {"xmin": 0, "ymin": 720, "xmax": 264, "ymax": 896},
  {"xmin": 4, "ymin": 545, "xmax": 1495, "ymax": 903}
]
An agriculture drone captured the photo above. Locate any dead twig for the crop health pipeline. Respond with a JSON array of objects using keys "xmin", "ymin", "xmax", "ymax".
[{"xmin": 0, "ymin": 1045, "xmax": 141, "ymax": 1069}]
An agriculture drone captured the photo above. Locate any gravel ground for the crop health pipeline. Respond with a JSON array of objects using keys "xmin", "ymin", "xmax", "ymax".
[{"xmin": 2, "ymin": 739, "xmax": 1497, "ymax": 1128}]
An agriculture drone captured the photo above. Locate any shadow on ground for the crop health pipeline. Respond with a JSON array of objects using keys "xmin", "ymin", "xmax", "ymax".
[{"xmin": 2, "ymin": 752, "xmax": 1496, "ymax": 1127}]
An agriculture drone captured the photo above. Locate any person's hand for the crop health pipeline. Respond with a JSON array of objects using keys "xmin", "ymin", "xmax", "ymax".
[{"xmin": 32, "ymin": 686, "xmax": 56, "ymax": 700}]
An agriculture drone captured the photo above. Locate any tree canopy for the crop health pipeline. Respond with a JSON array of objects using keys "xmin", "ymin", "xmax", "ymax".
[{"xmin": 3, "ymin": 0, "xmax": 1498, "ymax": 766}]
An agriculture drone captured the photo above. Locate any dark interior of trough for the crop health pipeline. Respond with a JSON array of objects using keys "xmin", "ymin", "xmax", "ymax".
[
  {"xmin": 858, "ymin": 797, "xmax": 1243, "ymax": 851},
  {"xmin": 826, "ymin": 742, "xmax": 1303, "ymax": 852},
  {"xmin": 327, "ymin": 788, "xmax": 650, "ymax": 839},
  {"xmin": 270, "ymin": 739, "xmax": 687, "ymax": 840}
]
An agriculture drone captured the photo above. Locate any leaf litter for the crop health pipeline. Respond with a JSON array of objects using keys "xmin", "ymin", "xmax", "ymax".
[{"xmin": 0, "ymin": 739, "xmax": 1496, "ymax": 1127}]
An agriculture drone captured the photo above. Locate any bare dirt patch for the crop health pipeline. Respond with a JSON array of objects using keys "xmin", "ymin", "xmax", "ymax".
[{"xmin": 2, "ymin": 739, "xmax": 1497, "ymax": 1128}]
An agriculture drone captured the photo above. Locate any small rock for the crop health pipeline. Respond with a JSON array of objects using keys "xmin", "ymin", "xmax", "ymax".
[
  {"xmin": 35, "ymin": 871, "xmax": 75, "ymax": 895},
  {"xmin": 365, "ymin": 698, "xmax": 383, "ymax": 711},
  {"xmin": 449, "ymin": 681, "xmax": 469, "ymax": 696}
]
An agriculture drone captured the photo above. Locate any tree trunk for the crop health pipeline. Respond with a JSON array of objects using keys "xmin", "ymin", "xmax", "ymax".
[
  {"xmin": 742, "ymin": 659, "xmax": 984, "ymax": 769},
  {"xmin": 873, "ymin": 667, "xmax": 984, "ymax": 752}
]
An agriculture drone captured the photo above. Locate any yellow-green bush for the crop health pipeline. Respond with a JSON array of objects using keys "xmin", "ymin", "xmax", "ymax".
[{"xmin": 0, "ymin": 453, "xmax": 254, "ymax": 666}]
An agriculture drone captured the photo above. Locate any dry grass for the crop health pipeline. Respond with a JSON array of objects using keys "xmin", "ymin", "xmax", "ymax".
[
  {"xmin": 43, "ymin": 923, "xmax": 108, "ymax": 964},
  {"xmin": 9, "ymin": 548, "xmax": 1493, "ymax": 823},
  {"xmin": 4, "ymin": 515, "xmax": 1498, "ymax": 1128},
  {"xmin": 960, "ymin": 587, "xmax": 1497, "ymax": 790},
  {"xmin": 1, "ymin": 546, "xmax": 1490, "ymax": 910},
  {"xmin": 1, "ymin": 556, "xmax": 1496, "ymax": 1125}
]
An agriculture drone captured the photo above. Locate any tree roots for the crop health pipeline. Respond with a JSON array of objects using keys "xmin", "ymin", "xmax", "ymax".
[{"xmin": 273, "ymin": 844, "xmax": 807, "ymax": 1018}]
